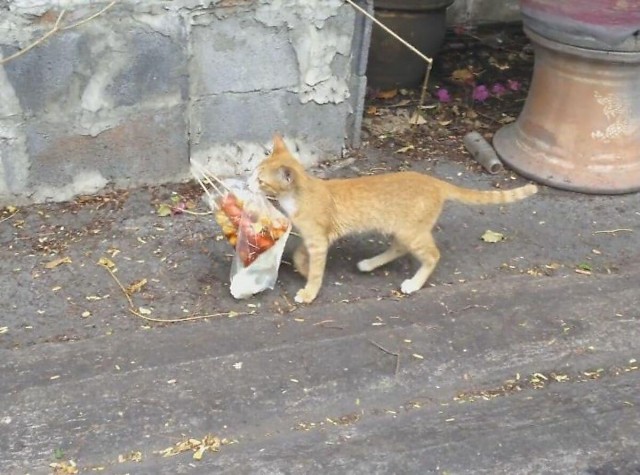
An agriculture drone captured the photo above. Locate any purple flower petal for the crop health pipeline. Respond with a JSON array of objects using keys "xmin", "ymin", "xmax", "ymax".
[
  {"xmin": 435, "ymin": 88, "xmax": 451, "ymax": 103},
  {"xmin": 472, "ymin": 85, "xmax": 490, "ymax": 102},
  {"xmin": 491, "ymin": 83, "xmax": 507, "ymax": 97},
  {"xmin": 507, "ymin": 79, "xmax": 521, "ymax": 91}
]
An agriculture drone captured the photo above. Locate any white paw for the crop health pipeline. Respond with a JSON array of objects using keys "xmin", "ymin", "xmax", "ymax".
[
  {"xmin": 294, "ymin": 288, "xmax": 317, "ymax": 304},
  {"xmin": 357, "ymin": 259, "xmax": 374, "ymax": 272},
  {"xmin": 400, "ymin": 279, "xmax": 421, "ymax": 294}
]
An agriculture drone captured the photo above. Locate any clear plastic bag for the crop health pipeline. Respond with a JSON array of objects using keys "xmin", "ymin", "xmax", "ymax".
[{"xmin": 211, "ymin": 179, "xmax": 291, "ymax": 299}]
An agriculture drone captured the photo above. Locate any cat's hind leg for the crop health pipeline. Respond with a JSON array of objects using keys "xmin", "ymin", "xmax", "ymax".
[
  {"xmin": 400, "ymin": 233, "xmax": 440, "ymax": 294},
  {"xmin": 357, "ymin": 238, "xmax": 407, "ymax": 272}
]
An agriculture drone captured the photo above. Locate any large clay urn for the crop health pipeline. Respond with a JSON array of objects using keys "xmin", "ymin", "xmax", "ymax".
[
  {"xmin": 493, "ymin": 0, "xmax": 640, "ymax": 194},
  {"xmin": 367, "ymin": 0, "xmax": 455, "ymax": 89}
]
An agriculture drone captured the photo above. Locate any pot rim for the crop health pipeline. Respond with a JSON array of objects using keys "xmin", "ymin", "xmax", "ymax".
[
  {"xmin": 525, "ymin": 27, "xmax": 640, "ymax": 63},
  {"xmin": 374, "ymin": 0, "xmax": 455, "ymax": 12}
]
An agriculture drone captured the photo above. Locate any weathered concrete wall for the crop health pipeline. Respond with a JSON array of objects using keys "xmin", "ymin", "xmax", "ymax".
[
  {"xmin": 0, "ymin": 0, "xmax": 371, "ymax": 204},
  {"xmin": 448, "ymin": 0, "xmax": 521, "ymax": 25}
]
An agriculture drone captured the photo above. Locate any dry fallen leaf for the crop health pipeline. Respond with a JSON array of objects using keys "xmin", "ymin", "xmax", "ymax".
[
  {"xmin": 45, "ymin": 256, "xmax": 72, "ymax": 269},
  {"xmin": 118, "ymin": 451, "xmax": 143, "ymax": 463},
  {"xmin": 98, "ymin": 257, "xmax": 116, "ymax": 269},
  {"xmin": 409, "ymin": 111, "xmax": 426, "ymax": 125},
  {"xmin": 395, "ymin": 145, "xmax": 415, "ymax": 154},
  {"xmin": 157, "ymin": 203, "xmax": 172, "ymax": 217},
  {"xmin": 126, "ymin": 278, "xmax": 148, "ymax": 295},
  {"xmin": 138, "ymin": 307, "xmax": 152, "ymax": 315},
  {"xmin": 481, "ymin": 230, "xmax": 505, "ymax": 243},
  {"xmin": 377, "ymin": 89, "xmax": 398, "ymax": 100},
  {"xmin": 451, "ymin": 67, "xmax": 475, "ymax": 83}
]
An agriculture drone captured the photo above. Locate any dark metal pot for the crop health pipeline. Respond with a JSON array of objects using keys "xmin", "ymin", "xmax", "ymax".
[
  {"xmin": 366, "ymin": 0, "xmax": 455, "ymax": 89},
  {"xmin": 494, "ymin": 0, "xmax": 640, "ymax": 194}
]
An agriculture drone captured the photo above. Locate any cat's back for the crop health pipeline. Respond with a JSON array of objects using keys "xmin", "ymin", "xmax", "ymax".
[{"xmin": 326, "ymin": 170, "xmax": 442, "ymax": 197}]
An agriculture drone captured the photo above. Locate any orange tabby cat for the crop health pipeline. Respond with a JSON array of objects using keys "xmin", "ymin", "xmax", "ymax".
[{"xmin": 255, "ymin": 134, "xmax": 538, "ymax": 304}]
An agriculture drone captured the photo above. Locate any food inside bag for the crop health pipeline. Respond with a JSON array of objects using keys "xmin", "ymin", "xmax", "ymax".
[{"xmin": 194, "ymin": 168, "xmax": 291, "ymax": 299}]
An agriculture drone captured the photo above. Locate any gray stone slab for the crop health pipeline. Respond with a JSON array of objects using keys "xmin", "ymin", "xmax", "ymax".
[
  {"xmin": 108, "ymin": 25, "xmax": 188, "ymax": 107},
  {"xmin": 1, "ymin": 30, "xmax": 85, "ymax": 117},
  {"xmin": 190, "ymin": 89, "xmax": 350, "ymax": 159},
  {"xmin": 25, "ymin": 106, "xmax": 189, "ymax": 199},
  {"xmin": 190, "ymin": 13, "xmax": 298, "ymax": 97}
]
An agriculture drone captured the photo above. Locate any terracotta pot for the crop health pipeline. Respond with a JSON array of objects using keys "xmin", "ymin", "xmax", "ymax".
[
  {"xmin": 493, "ymin": 0, "xmax": 640, "ymax": 194},
  {"xmin": 366, "ymin": 0, "xmax": 454, "ymax": 89}
]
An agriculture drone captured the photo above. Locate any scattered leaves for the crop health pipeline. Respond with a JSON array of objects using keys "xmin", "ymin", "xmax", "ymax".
[
  {"xmin": 118, "ymin": 451, "xmax": 143, "ymax": 463},
  {"xmin": 44, "ymin": 256, "xmax": 72, "ymax": 269},
  {"xmin": 158, "ymin": 434, "xmax": 232, "ymax": 461},
  {"xmin": 481, "ymin": 230, "xmax": 505, "ymax": 243},
  {"xmin": 50, "ymin": 460, "xmax": 78, "ymax": 475}
]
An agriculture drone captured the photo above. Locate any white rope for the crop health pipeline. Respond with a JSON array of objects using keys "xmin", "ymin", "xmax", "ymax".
[{"xmin": 344, "ymin": 0, "xmax": 433, "ymax": 66}]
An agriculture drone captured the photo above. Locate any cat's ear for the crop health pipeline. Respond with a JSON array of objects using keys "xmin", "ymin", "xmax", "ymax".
[
  {"xmin": 278, "ymin": 165, "xmax": 294, "ymax": 185},
  {"xmin": 273, "ymin": 133, "xmax": 288, "ymax": 153}
]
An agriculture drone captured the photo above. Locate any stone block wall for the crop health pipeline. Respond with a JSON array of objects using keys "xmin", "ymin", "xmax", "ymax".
[{"xmin": 0, "ymin": 0, "xmax": 371, "ymax": 204}]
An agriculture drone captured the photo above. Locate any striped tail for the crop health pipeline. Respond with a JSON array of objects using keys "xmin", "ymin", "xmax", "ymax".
[{"xmin": 445, "ymin": 183, "xmax": 538, "ymax": 205}]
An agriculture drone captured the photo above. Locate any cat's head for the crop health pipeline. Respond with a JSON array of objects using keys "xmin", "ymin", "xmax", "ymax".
[{"xmin": 254, "ymin": 134, "xmax": 305, "ymax": 197}]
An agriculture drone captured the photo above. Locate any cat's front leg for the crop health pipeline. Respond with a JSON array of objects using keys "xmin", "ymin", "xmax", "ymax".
[
  {"xmin": 292, "ymin": 243, "xmax": 309, "ymax": 278},
  {"xmin": 294, "ymin": 238, "xmax": 328, "ymax": 304}
]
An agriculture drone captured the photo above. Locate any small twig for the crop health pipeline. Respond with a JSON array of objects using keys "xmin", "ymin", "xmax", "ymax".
[
  {"xmin": 0, "ymin": 211, "xmax": 18, "ymax": 224},
  {"xmin": 0, "ymin": 1, "xmax": 118, "ymax": 66},
  {"xmin": 129, "ymin": 308, "xmax": 248, "ymax": 324},
  {"xmin": 417, "ymin": 62, "xmax": 433, "ymax": 109},
  {"xmin": 99, "ymin": 262, "xmax": 134, "ymax": 308},
  {"xmin": 369, "ymin": 339, "xmax": 400, "ymax": 376},
  {"xmin": 99, "ymin": 261, "xmax": 248, "ymax": 324},
  {"xmin": 0, "ymin": 10, "xmax": 66, "ymax": 65},
  {"xmin": 61, "ymin": 0, "xmax": 117, "ymax": 30},
  {"xmin": 345, "ymin": 0, "xmax": 434, "ymax": 113},
  {"xmin": 192, "ymin": 162, "xmax": 224, "ymax": 197},
  {"xmin": 593, "ymin": 229, "xmax": 633, "ymax": 235},
  {"xmin": 176, "ymin": 209, "xmax": 212, "ymax": 216},
  {"xmin": 344, "ymin": 0, "xmax": 432, "ymax": 64},
  {"xmin": 193, "ymin": 174, "xmax": 217, "ymax": 206},
  {"xmin": 448, "ymin": 304, "xmax": 490, "ymax": 314},
  {"xmin": 313, "ymin": 319, "xmax": 345, "ymax": 329}
]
